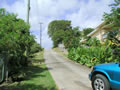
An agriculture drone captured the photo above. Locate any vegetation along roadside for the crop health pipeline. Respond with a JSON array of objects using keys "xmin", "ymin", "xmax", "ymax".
[{"xmin": 0, "ymin": 51, "xmax": 58, "ymax": 90}]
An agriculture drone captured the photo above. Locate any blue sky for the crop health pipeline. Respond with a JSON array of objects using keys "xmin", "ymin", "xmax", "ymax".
[
  {"xmin": 5, "ymin": 0, "xmax": 16, "ymax": 5},
  {"xmin": 0, "ymin": 0, "xmax": 114, "ymax": 49},
  {"xmin": 0, "ymin": 0, "xmax": 22, "ymax": 5}
]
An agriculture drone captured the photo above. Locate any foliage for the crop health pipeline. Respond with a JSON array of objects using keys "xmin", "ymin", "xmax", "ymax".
[
  {"xmin": 104, "ymin": 39, "xmax": 120, "ymax": 62},
  {"xmin": 106, "ymin": 30, "xmax": 120, "ymax": 44},
  {"xmin": 0, "ymin": 8, "xmax": 35, "ymax": 78},
  {"xmin": 30, "ymin": 42, "xmax": 43, "ymax": 54},
  {"xmin": 68, "ymin": 45, "xmax": 113, "ymax": 67},
  {"xmin": 103, "ymin": 0, "xmax": 120, "ymax": 30},
  {"xmin": 102, "ymin": 0, "xmax": 120, "ymax": 62},
  {"xmin": 112, "ymin": 46, "xmax": 120, "ymax": 61},
  {"xmin": 63, "ymin": 27, "xmax": 81, "ymax": 49},
  {"xmin": 52, "ymin": 29, "xmax": 65, "ymax": 47},
  {"xmin": 0, "ymin": 52, "xmax": 58, "ymax": 90},
  {"xmin": 85, "ymin": 38, "xmax": 101, "ymax": 47},
  {"xmin": 68, "ymin": 36, "xmax": 120, "ymax": 67},
  {"xmin": 48, "ymin": 20, "xmax": 72, "ymax": 47},
  {"xmin": 48, "ymin": 20, "xmax": 81, "ymax": 48},
  {"xmin": 82, "ymin": 28, "xmax": 94, "ymax": 38},
  {"xmin": 105, "ymin": 30, "xmax": 120, "ymax": 62},
  {"xmin": 48, "ymin": 20, "xmax": 71, "ymax": 37}
]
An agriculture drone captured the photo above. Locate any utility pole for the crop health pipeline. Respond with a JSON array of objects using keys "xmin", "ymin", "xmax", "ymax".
[
  {"xmin": 39, "ymin": 22, "xmax": 43, "ymax": 46},
  {"xmin": 27, "ymin": 0, "xmax": 30, "ymax": 24},
  {"xmin": 26, "ymin": 0, "xmax": 30, "ymax": 57}
]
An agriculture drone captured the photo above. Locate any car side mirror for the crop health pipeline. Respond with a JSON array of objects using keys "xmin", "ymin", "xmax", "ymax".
[{"xmin": 119, "ymin": 64, "xmax": 120, "ymax": 67}]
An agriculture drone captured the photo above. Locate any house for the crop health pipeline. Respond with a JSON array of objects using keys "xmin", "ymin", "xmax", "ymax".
[{"xmin": 87, "ymin": 22, "xmax": 115, "ymax": 42}]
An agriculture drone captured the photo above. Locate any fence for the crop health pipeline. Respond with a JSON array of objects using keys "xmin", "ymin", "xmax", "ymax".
[
  {"xmin": 0, "ymin": 54, "xmax": 9, "ymax": 84},
  {"xmin": 0, "ymin": 57, "xmax": 4, "ymax": 83}
]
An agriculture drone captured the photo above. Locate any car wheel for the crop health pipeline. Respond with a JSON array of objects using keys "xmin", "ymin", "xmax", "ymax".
[{"xmin": 92, "ymin": 74, "xmax": 110, "ymax": 90}]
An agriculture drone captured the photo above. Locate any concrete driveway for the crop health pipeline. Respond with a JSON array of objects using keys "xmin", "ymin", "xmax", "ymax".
[{"xmin": 44, "ymin": 50, "xmax": 92, "ymax": 90}]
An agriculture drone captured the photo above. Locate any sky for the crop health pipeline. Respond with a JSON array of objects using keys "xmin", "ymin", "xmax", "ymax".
[{"xmin": 0, "ymin": 0, "xmax": 114, "ymax": 49}]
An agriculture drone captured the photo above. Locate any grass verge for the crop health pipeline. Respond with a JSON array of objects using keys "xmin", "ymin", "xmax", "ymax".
[{"xmin": 0, "ymin": 51, "xmax": 58, "ymax": 90}]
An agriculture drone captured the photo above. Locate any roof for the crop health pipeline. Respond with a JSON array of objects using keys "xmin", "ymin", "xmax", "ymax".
[
  {"xmin": 87, "ymin": 22, "xmax": 105, "ymax": 37},
  {"xmin": 87, "ymin": 21, "xmax": 114, "ymax": 37}
]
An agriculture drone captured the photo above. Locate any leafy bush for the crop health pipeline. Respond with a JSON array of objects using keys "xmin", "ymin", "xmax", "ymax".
[
  {"xmin": 0, "ymin": 8, "xmax": 35, "ymax": 79},
  {"xmin": 106, "ymin": 40, "xmax": 120, "ymax": 62},
  {"xmin": 68, "ymin": 46, "xmax": 113, "ymax": 67},
  {"xmin": 85, "ymin": 37, "xmax": 101, "ymax": 47},
  {"xmin": 64, "ymin": 27, "xmax": 81, "ymax": 49},
  {"xmin": 113, "ymin": 46, "xmax": 120, "ymax": 61},
  {"xmin": 30, "ymin": 42, "xmax": 43, "ymax": 54}
]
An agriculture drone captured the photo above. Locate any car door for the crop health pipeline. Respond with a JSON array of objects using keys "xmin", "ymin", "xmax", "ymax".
[{"xmin": 113, "ymin": 64, "xmax": 120, "ymax": 82}]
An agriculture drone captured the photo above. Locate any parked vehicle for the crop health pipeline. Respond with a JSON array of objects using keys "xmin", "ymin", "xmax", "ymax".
[{"xmin": 89, "ymin": 63, "xmax": 120, "ymax": 90}]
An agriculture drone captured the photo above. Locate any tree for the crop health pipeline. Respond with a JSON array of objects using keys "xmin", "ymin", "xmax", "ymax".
[
  {"xmin": 30, "ymin": 42, "xmax": 43, "ymax": 54},
  {"xmin": 103, "ymin": 0, "xmax": 120, "ymax": 43},
  {"xmin": 52, "ymin": 29, "xmax": 65, "ymax": 47},
  {"xmin": 63, "ymin": 27, "xmax": 81, "ymax": 49},
  {"xmin": 48, "ymin": 20, "xmax": 82, "ymax": 48},
  {"xmin": 82, "ymin": 28, "xmax": 94, "ymax": 37},
  {"xmin": 103, "ymin": 0, "xmax": 120, "ymax": 62},
  {"xmin": 103, "ymin": 0, "xmax": 120, "ymax": 30},
  {"xmin": 0, "ymin": 8, "xmax": 35, "ymax": 79},
  {"xmin": 48, "ymin": 20, "xmax": 72, "ymax": 37},
  {"xmin": 48, "ymin": 20, "xmax": 72, "ymax": 47}
]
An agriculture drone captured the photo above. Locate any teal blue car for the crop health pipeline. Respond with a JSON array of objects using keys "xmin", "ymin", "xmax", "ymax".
[{"xmin": 89, "ymin": 63, "xmax": 120, "ymax": 90}]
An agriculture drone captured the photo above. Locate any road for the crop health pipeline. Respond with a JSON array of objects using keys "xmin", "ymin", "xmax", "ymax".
[{"xmin": 44, "ymin": 50, "xmax": 92, "ymax": 90}]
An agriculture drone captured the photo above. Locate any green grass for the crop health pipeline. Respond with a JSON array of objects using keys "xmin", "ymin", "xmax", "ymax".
[{"xmin": 0, "ymin": 51, "xmax": 58, "ymax": 90}]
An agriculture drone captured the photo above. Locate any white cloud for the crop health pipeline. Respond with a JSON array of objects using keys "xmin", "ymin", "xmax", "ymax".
[
  {"xmin": 0, "ymin": 0, "xmax": 114, "ymax": 49},
  {"xmin": 66, "ymin": 0, "xmax": 114, "ymax": 29}
]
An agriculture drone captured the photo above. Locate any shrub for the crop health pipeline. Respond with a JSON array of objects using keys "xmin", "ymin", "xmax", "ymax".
[
  {"xmin": 0, "ymin": 8, "xmax": 35, "ymax": 79},
  {"xmin": 30, "ymin": 42, "xmax": 43, "ymax": 54},
  {"xmin": 85, "ymin": 37, "xmax": 101, "ymax": 47},
  {"xmin": 68, "ymin": 45, "xmax": 113, "ymax": 67}
]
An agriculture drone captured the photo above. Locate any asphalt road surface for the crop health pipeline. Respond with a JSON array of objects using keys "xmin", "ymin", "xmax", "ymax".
[{"xmin": 44, "ymin": 50, "xmax": 92, "ymax": 90}]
